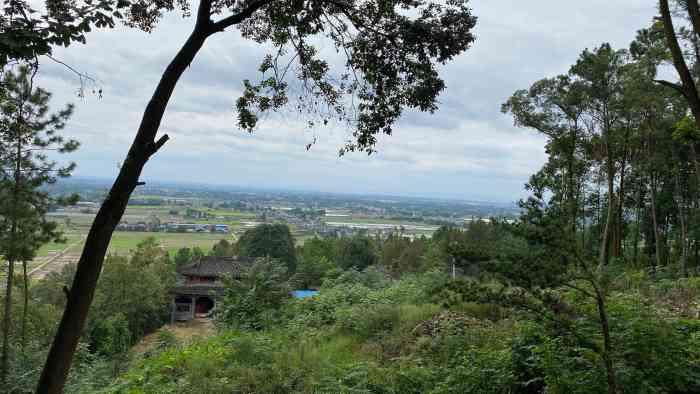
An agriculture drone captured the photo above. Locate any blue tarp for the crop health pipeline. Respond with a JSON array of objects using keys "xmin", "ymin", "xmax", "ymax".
[{"xmin": 292, "ymin": 290, "xmax": 319, "ymax": 299}]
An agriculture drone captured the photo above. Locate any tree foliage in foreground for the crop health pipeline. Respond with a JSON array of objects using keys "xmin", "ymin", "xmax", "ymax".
[{"xmin": 0, "ymin": 65, "xmax": 78, "ymax": 385}]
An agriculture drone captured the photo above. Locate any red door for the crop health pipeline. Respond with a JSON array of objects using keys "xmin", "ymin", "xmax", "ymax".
[{"xmin": 195, "ymin": 297, "xmax": 214, "ymax": 315}]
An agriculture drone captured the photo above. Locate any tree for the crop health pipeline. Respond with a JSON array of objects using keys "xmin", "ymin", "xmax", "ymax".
[
  {"xmin": 658, "ymin": 0, "xmax": 700, "ymax": 188},
  {"xmin": 173, "ymin": 247, "xmax": 193, "ymax": 267},
  {"xmin": 569, "ymin": 43, "xmax": 629, "ymax": 267},
  {"xmin": 237, "ymin": 224, "xmax": 297, "ymax": 272},
  {"xmin": 336, "ymin": 234, "xmax": 377, "ymax": 270},
  {"xmin": 446, "ymin": 220, "xmax": 499, "ymax": 275},
  {"xmin": 379, "ymin": 233, "xmax": 426, "ymax": 277},
  {"xmin": 1, "ymin": 0, "xmax": 124, "ymax": 65},
  {"xmin": 40, "ymin": 0, "xmax": 478, "ymax": 389},
  {"xmin": 292, "ymin": 255, "xmax": 334, "ymax": 289},
  {"xmin": 0, "ymin": 66, "xmax": 78, "ymax": 384},
  {"xmin": 218, "ymin": 257, "xmax": 290, "ymax": 330},
  {"xmin": 210, "ymin": 239, "xmax": 238, "ymax": 257},
  {"xmin": 88, "ymin": 239, "xmax": 174, "ymax": 350},
  {"xmin": 502, "ymin": 74, "xmax": 587, "ymax": 236},
  {"xmin": 173, "ymin": 246, "xmax": 206, "ymax": 266},
  {"xmin": 478, "ymin": 175, "xmax": 620, "ymax": 394}
]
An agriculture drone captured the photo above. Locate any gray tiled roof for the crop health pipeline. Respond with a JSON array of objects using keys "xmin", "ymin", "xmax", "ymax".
[{"xmin": 176, "ymin": 256, "xmax": 255, "ymax": 278}]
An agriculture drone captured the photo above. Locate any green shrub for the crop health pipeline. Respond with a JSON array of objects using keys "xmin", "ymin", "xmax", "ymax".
[
  {"xmin": 218, "ymin": 258, "xmax": 290, "ymax": 330},
  {"xmin": 154, "ymin": 328, "xmax": 178, "ymax": 350},
  {"xmin": 337, "ymin": 303, "xmax": 401, "ymax": 339},
  {"xmin": 432, "ymin": 348, "xmax": 515, "ymax": 394}
]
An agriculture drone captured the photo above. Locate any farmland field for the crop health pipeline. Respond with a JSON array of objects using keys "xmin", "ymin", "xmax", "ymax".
[
  {"xmin": 323, "ymin": 216, "xmax": 428, "ymax": 226},
  {"xmin": 106, "ymin": 232, "xmax": 234, "ymax": 255},
  {"xmin": 35, "ymin": 232, "xmax": 85, "ymax": 257}
]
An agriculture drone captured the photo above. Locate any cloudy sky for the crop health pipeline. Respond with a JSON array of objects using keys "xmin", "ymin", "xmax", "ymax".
[{"xmin": 38, "ymin": 0, "xmax": 657, "ymax": 202}]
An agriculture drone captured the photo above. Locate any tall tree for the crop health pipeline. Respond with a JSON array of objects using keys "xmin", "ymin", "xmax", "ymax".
[
  {"xmin": 40, "ymin": 1, "xmax": 478, "ymax": 390},
  {"xmin": 0, "ymin": 66, "xmax": 78, "ymax": 384},
  {"xmin": 493, "ymin": 176, "xmax": 619, "ymax": 394},
  {"xmin": 503, "ymin": 75, "xmax": 588, "ymax": 236},
  {"xmin": 659, "ymin": 0, "xmax": 700, "ymax": 188},
  {"xmin": 570, "ymin": 43, "xmax": 628, "ymax": 267},
  {"xmin": 237, "ymin": 223, "xmax": 296, "ymax": 272}
]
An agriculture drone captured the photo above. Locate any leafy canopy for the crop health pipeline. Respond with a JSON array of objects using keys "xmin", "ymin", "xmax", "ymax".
[
  {"xmin": 0, "ymin": 66, "xmax": 79, "ymax": 262},
  {"xmin": 73, "ymin": 0, "xmax": 476, "ymax": 153}
]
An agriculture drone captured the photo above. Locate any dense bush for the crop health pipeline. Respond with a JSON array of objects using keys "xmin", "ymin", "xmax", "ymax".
[{"xmin": 218, "ymin": 258, "xmax": 291, "ymax": 330}]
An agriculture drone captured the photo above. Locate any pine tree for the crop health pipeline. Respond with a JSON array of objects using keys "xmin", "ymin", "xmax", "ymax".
[{"xmin": 0, "ymin": 65, "xmax": 78, "ymax": 384}]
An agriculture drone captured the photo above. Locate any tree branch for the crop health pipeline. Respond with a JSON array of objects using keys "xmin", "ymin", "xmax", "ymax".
[
  {"xmin": 686, "ymin": 0, "xmax": 700, "ymax": 42},
  {"xmin": 209, "ymin": 0, "xmax": 271, "ymax": 33},
  {"xmin": 147, "ymin": 134, "xmax": 170, "ymax": 157},
  {"xmin": 654, "ymin": 79, "xmax": 686, "ymax": 96},
  {"xmin": 196, "ymin": 0, "xmax": 214, "ymax": 31},
  {"xmin": 659, "ymin": 0, "xmax": 700, "ymax": 117}
]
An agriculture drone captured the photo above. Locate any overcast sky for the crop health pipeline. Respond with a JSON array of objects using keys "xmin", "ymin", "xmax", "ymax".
[{"xmin": 37, "ymin": 0, "xmax": 657, "ymax": 203}]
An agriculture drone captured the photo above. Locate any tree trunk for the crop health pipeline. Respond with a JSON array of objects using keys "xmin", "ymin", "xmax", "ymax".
[
  {"xmin": 594, "ymin": 287, "xmax": 617, "ymax": 394},
  {"xmin": 680, "ymin": 210, "xmax": 689, "ymax": 277},
  {"xmin": 614, "ymin": 166, "xmax": 624, "ymax": 259},
  {"xmin": 688, "ymin": 144, "xmax": 700, "ymax": 192},
  {"xmin": 633, "ymin": 179, "xmax": 642, "ymax": 265},
  {"xmin": 615, "ymin": 130, "xmax": 630, "ymax": 260},
  {"xmin": 660, "ymin": 0, "xmax": 700, "ymax": 119},
  {"xmin": 599, "ymin": 155, "xmax": 615, "ymax": 268},
  {"xmin": 2, "ymin": 120, "xmax": 23, "ymax": 385},
  {"xmin": 675, "ymin": 172, "xmax": 689, "ymax": 277},
  {"xmin": 568, "ymin": 125, "xmax": 579, "ymax": 235},
  {"xmin": 1, "ymin": 258, "xmax": 14, "ymax": 385},
  {"xmin": 695, "ymin": 237, "xmax": 699, "ymax": 274},
  {"xmin": 21, "ymin": 261, "xmax": 28, "ymax": 348},
  {"xmin": 650, "ymin": 174, "xmax": 663, "ymax": 268},
  {"xmin": 36, "ymin": 24, "xmax": 210, "ymax": 394}
]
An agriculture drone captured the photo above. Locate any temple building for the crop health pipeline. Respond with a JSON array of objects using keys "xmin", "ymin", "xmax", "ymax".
[{"xmin": 171, "ymin": 256, "xmax": 254, "ymax": 322}]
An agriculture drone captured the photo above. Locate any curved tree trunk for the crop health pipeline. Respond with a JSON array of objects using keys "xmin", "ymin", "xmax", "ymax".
[{"xmin": 36, "ymin": 23, "xmax": 211, "ymax": 394}]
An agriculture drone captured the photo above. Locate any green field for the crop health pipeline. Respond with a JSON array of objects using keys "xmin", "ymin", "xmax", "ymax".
[
  {"xmin": 323, "ymin": 216, "xmax": 426, "ymax": 226},
  {"xmin": 106, "ymin": 231, "xmax": 234, "ymax": 255},
  {"xmin": 43, "ymin": 205, "xmax": 259, "ymax": 257}
]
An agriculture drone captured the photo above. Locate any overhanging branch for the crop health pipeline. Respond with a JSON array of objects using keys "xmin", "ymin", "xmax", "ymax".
[
  {"xmin": 209, "ymin": 0, "xmax": 271, "ymax": 33},
  {"xmin": 654, "ymin": 79, "xmax": 686, "ymax": 96}
]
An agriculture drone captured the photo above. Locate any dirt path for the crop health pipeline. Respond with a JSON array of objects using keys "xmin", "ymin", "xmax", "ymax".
[
  {"xmin": 28, "ymin": 236, "xmax": 85, "ymax": 279},
  {"xmin": 132, "ymin": 318, "xmax": 216, "ymax": 355}
]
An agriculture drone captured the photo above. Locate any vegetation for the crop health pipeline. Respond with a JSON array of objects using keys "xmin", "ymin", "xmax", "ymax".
[
  {"xmin": 0, "ymin": 65, "xmax": 79, "ymax": 385},
  {"xmin": 237, "ymin": 223, "xmax": 297, "ymax": 272},
  {"xmin": 7, "ymin": 0, "xmax": 700, "ymax": 393}
]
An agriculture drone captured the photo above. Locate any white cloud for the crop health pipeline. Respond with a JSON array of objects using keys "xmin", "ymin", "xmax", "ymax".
[{"xmin": 36, "ymin": 0, "xmax": 657, "ymax": 202}]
